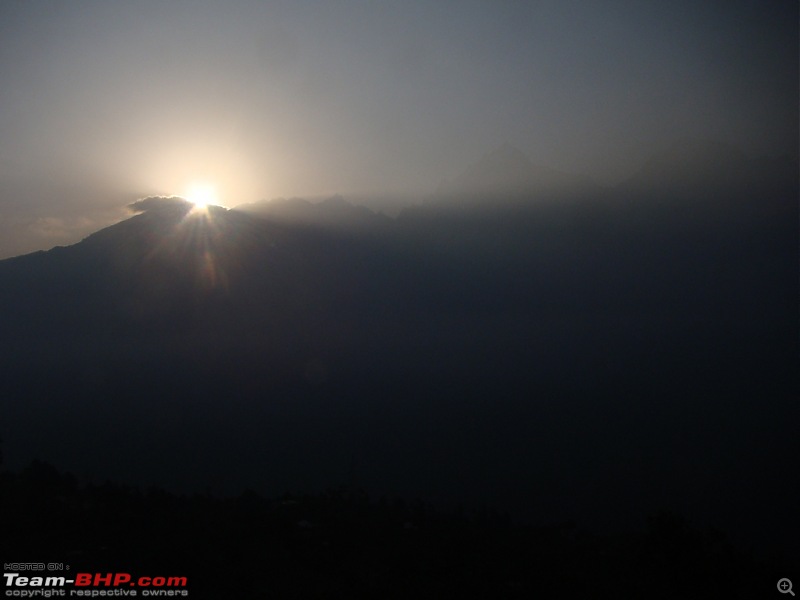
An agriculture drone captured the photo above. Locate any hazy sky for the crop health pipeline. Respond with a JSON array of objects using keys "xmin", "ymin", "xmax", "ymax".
[{"xmin": 0, "ymin": 0, "xmax": 796, "ymax": 258}]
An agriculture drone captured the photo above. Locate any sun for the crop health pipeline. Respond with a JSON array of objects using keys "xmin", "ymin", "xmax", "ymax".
[{"xmin": 185, "ymin": 184, "xmax": 217, "ymax": 210}]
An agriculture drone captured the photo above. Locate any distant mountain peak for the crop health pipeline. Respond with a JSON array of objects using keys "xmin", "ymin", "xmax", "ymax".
[
  {"xmin": 483, "ymin": 142, "xmax": 533, "ymax": 165},
  {"xmin": 645, "ymin": 138, "xmax": 748, "ymax": 171},
  {"xmin": 619, "ymin": 138, "xmax": 772, "ymax": 194},
  {"xmin": 473, "ymin": 143, "xmax": 533, "ymax": 172},
  {"xmin": 440, "ymin": 143, "xmax": 593, "ymax": 198}
]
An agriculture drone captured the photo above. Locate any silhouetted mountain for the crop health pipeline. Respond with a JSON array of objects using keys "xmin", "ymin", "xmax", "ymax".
[{"xmin": 0, "ymin": 149, "xmax": 796, "ymax": 567}]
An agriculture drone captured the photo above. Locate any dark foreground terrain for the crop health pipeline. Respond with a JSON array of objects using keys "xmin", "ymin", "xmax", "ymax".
[{"xmin": 0, "ymin": 459, "xmax": 789, "ymax": 599}]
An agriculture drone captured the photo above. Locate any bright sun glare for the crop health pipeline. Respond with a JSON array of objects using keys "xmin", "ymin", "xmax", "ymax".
[{"xmin": 186, "ymin": 184, "xmax": 217, "ymax": 209}]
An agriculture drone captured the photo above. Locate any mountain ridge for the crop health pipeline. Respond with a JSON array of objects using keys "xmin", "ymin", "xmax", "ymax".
[{"xmin": 0, "ymin": 137, "xmax": 794, "ymax": 261}]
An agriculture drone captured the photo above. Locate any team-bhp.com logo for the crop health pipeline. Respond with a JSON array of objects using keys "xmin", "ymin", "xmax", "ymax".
[{"xmin": 4, "ymin": 572, "xmax": 188, "ymax": 596}]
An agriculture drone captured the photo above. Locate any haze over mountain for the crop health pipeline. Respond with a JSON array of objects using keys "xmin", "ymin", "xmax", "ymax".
[
  {"xmin": 437, "ymin": 143, "xmax": 597, "ymax": 200},
  {"xmin": 1, "ymin": 142, "xmax": 796, "ymax": 562},
  {"xmin": 237, "ymin": 194, "xmax": 394, "ymax": 235},
  {"xmin": 619, "ymin": 138, "xmax": 797, "ymax": 199},
  {"xmin": 1, "ymin": 1, "xmax": 795, "ymax": 261}
]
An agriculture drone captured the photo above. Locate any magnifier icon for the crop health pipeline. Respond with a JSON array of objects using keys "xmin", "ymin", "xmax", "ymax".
[{"xmin": 778, "ymin": 579, "xmax": 795, "ymax": 596}]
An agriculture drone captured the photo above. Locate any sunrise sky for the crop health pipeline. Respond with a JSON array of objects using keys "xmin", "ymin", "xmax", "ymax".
[{"xmin": 0, "ymin": 0, "xmax": 796, "ymax": 258}]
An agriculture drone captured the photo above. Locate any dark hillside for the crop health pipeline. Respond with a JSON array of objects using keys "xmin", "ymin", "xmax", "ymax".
[{"xmin": 1, "ymin": 149, "xmax": 797, "ymax": 566}]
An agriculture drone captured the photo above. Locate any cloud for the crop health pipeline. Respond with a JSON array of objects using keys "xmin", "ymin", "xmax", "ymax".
[
  {"xmin": 0, "ymin": 207, "xmax": 129, "ymax": 260},
  {"xmin": 128, "ymin": 196, "xmax": 193, "ymax": 214}
]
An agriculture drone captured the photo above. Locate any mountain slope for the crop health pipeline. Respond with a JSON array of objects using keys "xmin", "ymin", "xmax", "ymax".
[{"xmin": 0, "ymin": 151, "xmax": 796, "ymax": 558}]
